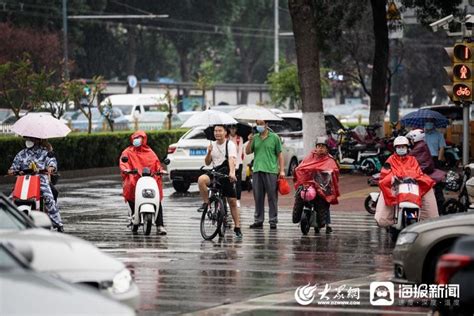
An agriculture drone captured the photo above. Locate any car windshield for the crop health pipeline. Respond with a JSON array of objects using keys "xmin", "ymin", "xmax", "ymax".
[
  {"xmin": 0, "ymin": 111, "xmax": 11, "ymax": 121},
  {"xmin": 72, "ymin": 109, "xmax": 102, "ymax": 121},
  {"xmin": 182, "ymin": 128, "xmax": 206, "ymax": 140},
  {"xmin": 268, "ymin": 120, "xmax": 294, "ymax": 133},
  {"xmin": 0, "ymin": 201, "xmax": 27, "ymax": 231},
  {"xmin": 112, "ymin": 105, "xmax": 133, "ymax": 116}
]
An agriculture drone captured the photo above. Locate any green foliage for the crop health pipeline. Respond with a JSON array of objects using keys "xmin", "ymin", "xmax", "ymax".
[
  {"xmin": 0, "ymin": 130, "xmax": 186, "ymax": 174},
  {"xmin": 267, "ymin": 60, "xmax": 332, "ymax": 109}
]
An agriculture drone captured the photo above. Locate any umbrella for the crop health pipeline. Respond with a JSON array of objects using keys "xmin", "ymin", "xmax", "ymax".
[
  {"xmin": 400, "ymin": 109, "xmax": 449, "ymax": 128},
  {"xmin": 11, "ymin": 112, "xmax": 71, "ymax": 139},
  {"xmin": 181, "ymin": 109, "xmax": 237, "ymax": 128},
  {"xmin": 229, "ymin": 105, "xmax": 283, "ymax": 121},
  {"xmin": 204, "ymin": 122, "xmax": 253, "ymax": 142}
]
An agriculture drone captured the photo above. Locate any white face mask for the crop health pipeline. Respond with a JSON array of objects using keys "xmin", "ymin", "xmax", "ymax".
[
  {"xmin": 25, "ymin": 140, "xmax": 35, "ymax": 148},
  {"xmin": 396, "ymin": 147, "xmax": 408, "ymax": 156}
]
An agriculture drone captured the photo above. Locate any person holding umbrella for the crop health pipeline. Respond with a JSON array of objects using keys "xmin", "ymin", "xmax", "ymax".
[
  {"xmin": 246, "ymin": 120, "xmax": 285, "ymax": 229},
  {"xmin": 8, "ymin": 137, "xmax": 64, "ymax": 232}
]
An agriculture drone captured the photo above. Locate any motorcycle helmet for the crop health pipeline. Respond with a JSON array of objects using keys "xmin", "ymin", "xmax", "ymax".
[
  {"xmin": 300, "ymin": 185, "xmax": 317, "ymax": 202},
  {"xmin": 406, "ymin": 129, "xmax": 425, "ymax": 143},
  {"xmin": 445, "ymin": 170, "xmax": 461, "ymax": 192},
  {"xmin": 393, "ymin": 136, "xmax": 410, "ymax": 147}
]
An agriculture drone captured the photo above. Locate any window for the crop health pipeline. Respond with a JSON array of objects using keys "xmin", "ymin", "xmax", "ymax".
[
  {"xmin": 184, "ymin": 129, "xmax": 206, "ymax": 140},
  {"xmin": 0, "ymin": 203, "xmax": 27, "ymax": 230},
  {"xmin": 114, "ymin": 105, "xmax": 133, "ymax": 115}
]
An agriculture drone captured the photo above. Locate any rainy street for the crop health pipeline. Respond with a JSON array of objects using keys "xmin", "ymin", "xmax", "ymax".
[{"xmin": 22, "ymin": 173, "xmax": 431, "ymax": 315}]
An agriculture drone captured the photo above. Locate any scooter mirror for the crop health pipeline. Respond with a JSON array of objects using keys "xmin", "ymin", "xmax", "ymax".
[
  {"xmin": 162, "ymin": 158, "xmax": 170, "ymax": 165},
  {"xmin": 121, "ymin": 156, "xmax": 129, "ymax": 163}
]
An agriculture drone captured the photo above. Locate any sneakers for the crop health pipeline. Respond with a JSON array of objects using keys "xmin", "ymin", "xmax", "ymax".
[
  {"xmin": 326, "ymin": 226, "xmax": 333, "ymax": 234},
  {"xmin": 56, "ymin": 225, "xmax": 64, "ymax": 233},
  {"xmin": 270, "ymin": 223, "xmax": 277, "ymax": 230},
  {"xmin": 236, "ymin": 200, "xmax": 241, "ymax": 208},
  {"xmin": 197, "ymin": 203, "xmax": 208, "ymax": 213},
  {"xmin": 157, "ymin": 225, "xmax": 167, "ymax": 235},
  {"xmin": 249, "ymin": 222, "xmax": 263, "ymax": 229},
  {"xmin": 234, "ymin": 227, "xmax": 243, "ymax": 239}
]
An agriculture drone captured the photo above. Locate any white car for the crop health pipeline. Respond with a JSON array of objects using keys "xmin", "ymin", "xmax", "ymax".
[
  {"xmin": 0, "ymin": 195, "xmax": 140, "ymax": 309},
  {"xmin": 167, "ymin": 127, "xmax": 298, "ymax": 193}
]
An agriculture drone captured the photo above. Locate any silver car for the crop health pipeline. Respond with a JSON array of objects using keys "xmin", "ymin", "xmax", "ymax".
[
  {"xmin": 0, "ymin": 194, "xmax": 140, "ymax": 308},
  {"xmin": 0, "ymin": 242, "xmax": 135, "ymax": 316},
  {"xmin": 392, "ymin": 212, "xmax": 474, "ymax": 284}
]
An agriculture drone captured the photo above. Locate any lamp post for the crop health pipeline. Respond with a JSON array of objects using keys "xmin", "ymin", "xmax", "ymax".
[
  {"xmin": 62, "ymin": 0, "xmax": 69, "ymax": 80},
  {"xmin": 274, "ymin": 0, "xmax": 279, "ymax": 72}
]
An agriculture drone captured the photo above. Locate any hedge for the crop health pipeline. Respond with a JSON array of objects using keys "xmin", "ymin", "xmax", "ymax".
[{"xmin": 0, "ymin": 130, "xmax": 187, "ymax": 173}]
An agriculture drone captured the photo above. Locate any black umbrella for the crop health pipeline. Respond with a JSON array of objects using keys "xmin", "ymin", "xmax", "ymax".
[{"xmin": 204, "ymin": 122, "xmax": 252, "ymax": 142}]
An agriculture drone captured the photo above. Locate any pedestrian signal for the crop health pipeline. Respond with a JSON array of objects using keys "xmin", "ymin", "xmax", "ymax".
[{"xmin": 444, "ymin": 42, "xmax": 474, "ymax": 102}]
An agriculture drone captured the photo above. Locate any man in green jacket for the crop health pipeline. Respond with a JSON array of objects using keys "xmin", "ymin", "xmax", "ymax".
[{"xmin": 246, "ymin": 120, "xmax": 285, "ymax": 229}]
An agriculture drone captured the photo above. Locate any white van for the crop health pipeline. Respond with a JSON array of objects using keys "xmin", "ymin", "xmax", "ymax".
[{"xmin": 101, "ymin": 94, "xmax": 170, "ymax": 123}]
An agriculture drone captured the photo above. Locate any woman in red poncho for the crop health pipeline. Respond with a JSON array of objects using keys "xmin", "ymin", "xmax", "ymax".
[
  {"xmin": 292, "ymin": 137, "xmax": 340, "ymax": 233},
  {"xmin": 119, "ymin": 130, "xmax": 166, "ymax": 235},
  {"xmin": 374, "ymin": 136, "xmax": 438, "ymax": 227}
]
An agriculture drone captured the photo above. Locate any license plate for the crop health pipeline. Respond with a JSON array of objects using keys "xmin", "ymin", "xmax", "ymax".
[{"xmin": 190, "ymin": 148, "xmax": 207, "ymax": 156}]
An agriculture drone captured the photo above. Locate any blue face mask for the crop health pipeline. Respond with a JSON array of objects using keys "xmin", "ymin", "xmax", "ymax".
[
  {"xmin": 256, "ymin": 125, "xmax": 265, "ymax": 133},
  {"xmin": 132, "ymin": 138, "xmax": 142, "ymax": 147},
  {"xmin": 396, "ymin": 147, "xmax": 408, "ymax": 156},
  {"xmin": 424, "ymin": 122, "xmax": 434, "ymax": 130}
]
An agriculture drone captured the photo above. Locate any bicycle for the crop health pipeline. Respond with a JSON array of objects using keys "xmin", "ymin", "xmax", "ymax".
[{"xmin": 200, "ymin": 167, "xmax": 230, "ymax": 240}]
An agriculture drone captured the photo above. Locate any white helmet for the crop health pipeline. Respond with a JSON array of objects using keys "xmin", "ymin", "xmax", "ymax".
[
  {"xmin": 393, "ymin": 136, "xmax": 409, "ymax": 147},
  {"xmin": 315, "ymin": 136, "xmax": 328, "ymax": 146},
  {"xmin": 406, "ymin": 129, "xmax": 425, "ymax": 143}
]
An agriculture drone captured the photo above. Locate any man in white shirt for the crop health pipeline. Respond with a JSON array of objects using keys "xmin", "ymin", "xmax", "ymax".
[{"xmin": 197, "ymin": 125, "xmax": 242, "ymax": 238}]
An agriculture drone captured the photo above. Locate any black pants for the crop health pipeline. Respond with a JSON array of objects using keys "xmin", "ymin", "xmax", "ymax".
[
  {"xmin": 434, "ymin": 182, "xmax": 445, "ymax": 215},
  {"xmin": 128, "ymin": 201, "xmax": 164, "ymax": 226},
  {"xmin": 235, "ymin": 164, "xmax": 243, "ymax": 200}
]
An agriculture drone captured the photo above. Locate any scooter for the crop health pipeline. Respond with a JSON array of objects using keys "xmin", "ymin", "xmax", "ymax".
[
  {"xmin": 443, "ymin": 163, "xmax": 474, "ymax": 213},
  {"xmin": 11, "ymin": 164, "xmax": 50, "ymax": 217},
  {"xmin": 121, "ymin": 156, "xmax": 169, "ymax": 235}
]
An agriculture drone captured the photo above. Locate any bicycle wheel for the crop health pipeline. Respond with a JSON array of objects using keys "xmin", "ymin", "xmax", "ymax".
[
  {"xmin": 218, "ymin": 200, "xmax": 228, "ymax": 237},
  {"xmin": 200, "ymin": 198, "xmax": 223, "ymax": 240}
]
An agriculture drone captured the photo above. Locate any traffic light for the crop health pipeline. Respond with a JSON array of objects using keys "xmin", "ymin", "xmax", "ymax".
[{"xmin": 444, "ymin": 41, "xmax": 474, "ymax": 102}]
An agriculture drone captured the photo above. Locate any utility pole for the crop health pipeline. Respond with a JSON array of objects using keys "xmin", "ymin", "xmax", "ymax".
[
  {"xmin": 274, "ymin": 0, "xmax": 279, "ymax": 72},
  {"xmin": 62, "ymin": 0, "xmax": 69, "ymax": 80}
]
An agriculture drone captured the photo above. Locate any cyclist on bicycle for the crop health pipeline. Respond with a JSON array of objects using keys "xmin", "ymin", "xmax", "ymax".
[{"xmin": 197, "ymin": 125, "xmax": 242, "ymax": 239}]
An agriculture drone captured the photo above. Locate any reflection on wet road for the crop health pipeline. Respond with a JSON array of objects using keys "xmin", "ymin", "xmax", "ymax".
[{"xmin": 56, "ymin": 177, "xmax": 428, "ymax": 315}]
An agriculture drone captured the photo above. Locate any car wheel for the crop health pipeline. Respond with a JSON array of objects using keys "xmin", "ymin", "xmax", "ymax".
[
  {"xmin": 287, "ymin": 158, "xmax": 298, "ymax": 177},
  {"xmin": 172, "ymin": 180, "xmax": 190, "ymax": 193}
]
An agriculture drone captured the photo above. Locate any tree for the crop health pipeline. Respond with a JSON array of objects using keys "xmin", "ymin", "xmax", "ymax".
[
  {"xmin": 63, "ymin": 76, "xmax": 106, "ymax": 134},
  {"xmin": 289, "ymin": 0, "xmax": 326, "ymax": 156},
  {"xmin": 194, "ymin": 60, "xmax": 217, "ymax": 109}
]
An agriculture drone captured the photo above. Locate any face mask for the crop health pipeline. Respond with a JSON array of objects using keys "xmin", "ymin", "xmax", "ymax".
[
  {"xmin": 256, "ymin": 126, "xmax": 265, "ymax": 133},
  {"xmin": 396, "ymin": 147, "xmax": 408, "ymax": 156},
  {"xmin": 424, "ymin": 122, "xmax": 434, "ymax": 130},
  {"xmin": 25, "ymin": 140, "xmax": 34, "ymax": 148},
  {"xmin": 132, "ymin": 138, "xmax": 142, "ymax": 147}
]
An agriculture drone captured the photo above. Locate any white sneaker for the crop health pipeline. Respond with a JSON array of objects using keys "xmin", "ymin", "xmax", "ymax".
[
  {"xmin": 237, "ymin": 200, "xmax": 241, "ymax": 208},
  {"xmin": 157, "ymin": 225, "xmax": 167, "ymax": 235}
]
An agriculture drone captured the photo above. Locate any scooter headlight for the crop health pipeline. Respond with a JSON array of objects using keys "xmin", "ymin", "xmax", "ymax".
[
  {"xmin": 109, "ymin": 269, "xmax": 132, "ymax": 294},
  {"xmin": 142, "ymin": 189, "xmax": 155, "ymax": 198}
]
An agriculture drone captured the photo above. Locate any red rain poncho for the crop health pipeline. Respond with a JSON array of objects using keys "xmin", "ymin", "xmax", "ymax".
[
  {"xmin": 293, "ymin": 151, "xmax": 340, "ymax": 204},
  {"xmin": 379, "ymin": 154, "xmax": 435, "ymax": 206},
  {"xmin": 119, "ymin": 131, "xmax": 163, "ymax": 202}
]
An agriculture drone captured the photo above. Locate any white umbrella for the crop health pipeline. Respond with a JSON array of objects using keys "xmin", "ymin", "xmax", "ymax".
[
  {"xmin": 11, "ymin": 112, "xmax": 71, "ymax": 139},
  {"xmin": 181, "ymin": 109, "xmax": 237, "ymax": 128},
  {"xmin": 229, "ymin": 105, "xmax": 283, "ymax": 121}
]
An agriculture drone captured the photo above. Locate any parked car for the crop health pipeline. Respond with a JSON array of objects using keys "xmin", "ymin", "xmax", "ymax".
[
  {"xmin": 0, "ymin": 242, "xmax": 135, "ymax": 316},
  {"xmin": 270, "ymin": 112, "xmax": 345, "ymax": 162},
  {"xmin": 0, "ymin": 194, "xmax": 140, "ymax": 308},
  {"xmin": 70, "ymin": 108, "xmax": 129, "ymax": 132},
  {"xmin": 137, "ymin": 112, "xmax": 183, "ymax": 131},
  {"xmin": 392, "ymin": 212, "xmax": 474, "ymax": 285},
  {"xmin": 435, "ymin": 235, "xmax": 474, "ymax": 315},
  {"xmin": 166, "ymin": 127, "xmax": 298, "ymax": 193}
]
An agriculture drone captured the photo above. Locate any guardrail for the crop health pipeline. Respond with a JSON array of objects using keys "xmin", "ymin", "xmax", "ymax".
[{"xmin": 0, "ymin": 124, "xmax": 13, "ymax": 134}]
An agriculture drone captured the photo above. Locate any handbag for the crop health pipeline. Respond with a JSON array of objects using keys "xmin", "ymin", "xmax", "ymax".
[{"xmin": 278, "ymin": 178, "xmax": 291, "ymax": 195}]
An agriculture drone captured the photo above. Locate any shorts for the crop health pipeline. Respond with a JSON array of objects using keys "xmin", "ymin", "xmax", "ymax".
[{"xmin": 213, "ymin": 176, "xmax": 236, "ymax": 198}]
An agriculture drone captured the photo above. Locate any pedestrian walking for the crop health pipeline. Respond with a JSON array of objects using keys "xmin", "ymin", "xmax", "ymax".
[{"xmin": 246, "ymin": 120, "xmax": 285, "ymax": 229}]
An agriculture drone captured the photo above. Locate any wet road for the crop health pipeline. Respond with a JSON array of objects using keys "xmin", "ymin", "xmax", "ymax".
[{"xmin": 45, "ymin": 176, "xmax": 430, "ymax": 315}]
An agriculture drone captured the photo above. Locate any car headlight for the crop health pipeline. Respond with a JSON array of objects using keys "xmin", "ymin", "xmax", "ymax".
[
  {"xmin": 110, "ymin": 269, "xmax": 132, "ymax": 294},
  {"xmin": 396, "ymin": 232, "xmax": 418, "ymax": 246},
  {"xmin": 142, "ymin": 189, "xmax": 155, "ymax": 198}
]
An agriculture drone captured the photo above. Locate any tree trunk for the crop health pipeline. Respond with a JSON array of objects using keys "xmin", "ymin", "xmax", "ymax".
[
  {"xmin": 369, "ymin": 0, "xmax": 389, "ymax": 135},
  {"xmin": 126, "ymin": 26, "xmax": 137, "ymax": 94},
  {"xmin": 289, "ymin": 0, "xmax": 326, "ymax": 156}
]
